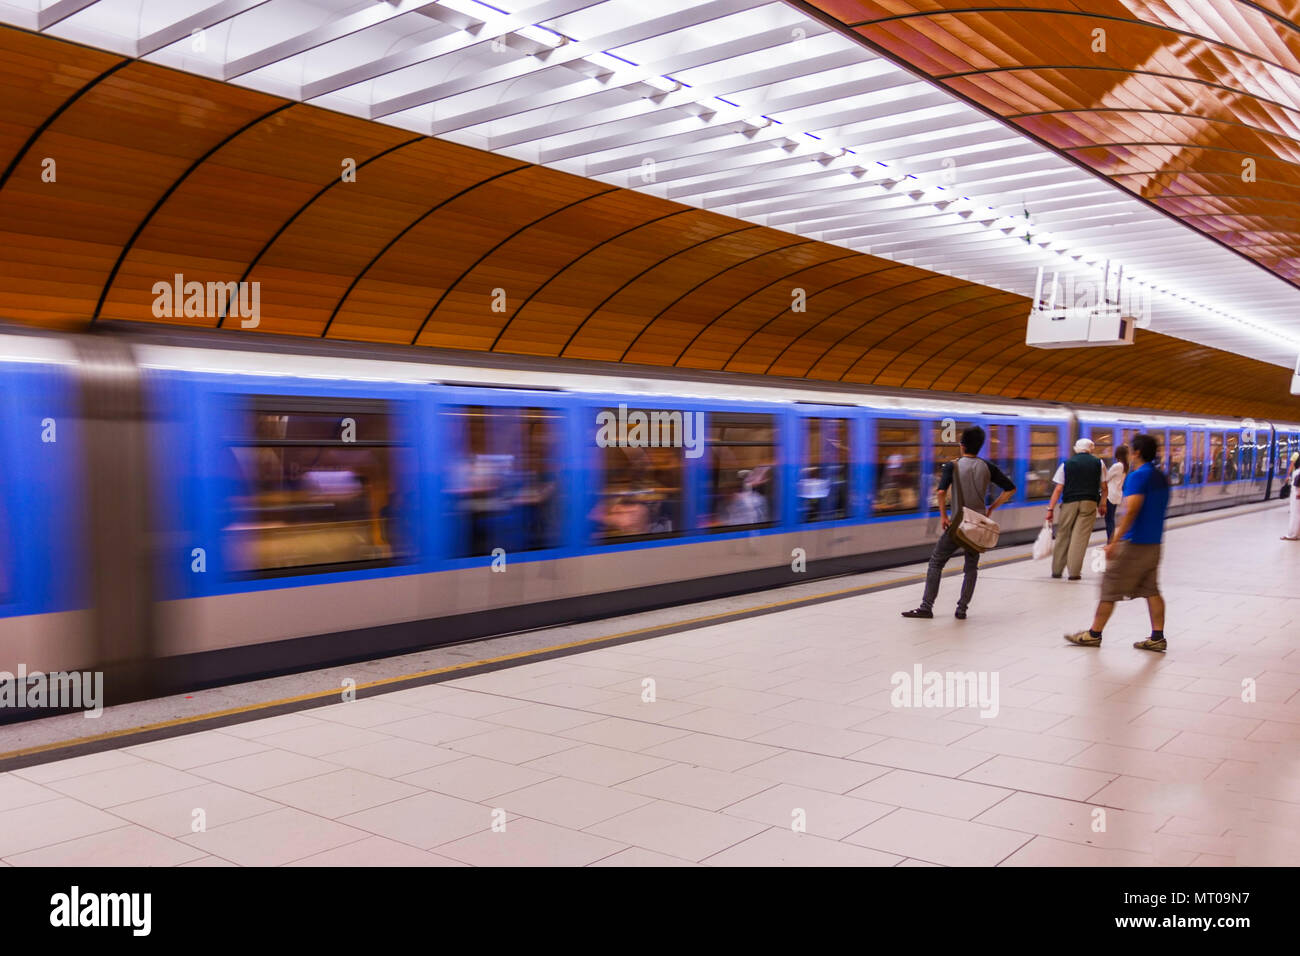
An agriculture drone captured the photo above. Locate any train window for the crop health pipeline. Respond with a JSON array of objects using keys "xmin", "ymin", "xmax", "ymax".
[
  {"xmin": 1191, "ymin": 431, "xmax": 1206, "ymax": 483},
  {"xmin": 1169, "ymin": 431, "xmax": 1187, "ymax": 485},
  {"xmin": 705, "ymin": 413, "xmax": 777, "ymax": 529},
  {"xmin": 592, "ymin": 406, "xmax": 684, "ymax": 541},
  {"xmin": 799, "ymin": 417, "xmax": 849, "ymax": 522},
  {"xmin": 1026, "ymin": 426, "xmax": 1060, "ymax": 500},
  {"xmin": 447, "ymin": 405, "xmax": 563, "ymax": 556},
  {"xmin": 873, "ymin": 419, "xmax": 921, "ymax": 515},
  {"xmin": 1255, "ymin": 432, "xmax": 1269, "ymax": 478},
  {"xmin": 928, "ymin": 420, "xmax": 973, "ymax": 511},
  {"xmin": 1090, "ymin": 427, "xmax": 1114, "ymax": 460},
  {"xmin": 1208, "ymin": 432, "xmax": 1224, "ymax": 482},
  {"xmin": 1225, "ymin": 433, "xmax": 1239, "ymax": 481},
  {"xmin": 1148, "ymin": 429, "xmax": 1168, "ymax": 471},
  {"xmin": 986, "ymin": 423, "xmax": 1015, "ymax": 477},
  {"xmin": 224, "ymin": 400, "xmax": 411, "ymax": 576}
]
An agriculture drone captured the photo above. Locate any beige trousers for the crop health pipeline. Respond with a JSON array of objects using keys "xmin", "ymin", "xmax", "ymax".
[{"xmin": 1052, "ymin": 499, "xmax": 1098, "ymax": 578}]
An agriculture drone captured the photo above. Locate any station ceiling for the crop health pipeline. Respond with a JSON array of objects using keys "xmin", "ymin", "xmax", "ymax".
[
  {"xmin": 5, "ymin": 0, "xmax": 1298, "ymax": 371},
  {"xmin": 0, "ymin": 19, "xmax": 1297, "ymax": 421},
  {"xmin": 806, "ymin": 0, "xmax": 1300, "ymax": 329}
]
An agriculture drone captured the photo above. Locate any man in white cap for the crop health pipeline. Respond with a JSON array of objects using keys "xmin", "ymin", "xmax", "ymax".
[{"xmin": 1046, "ymin": 437, "xmax": 1106, "ymax": 580}]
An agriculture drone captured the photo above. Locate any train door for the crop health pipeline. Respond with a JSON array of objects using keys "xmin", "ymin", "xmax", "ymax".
[
  {"xmin": 1252, "ymin": 425, "xmax": 1270, "ymax": 500},
  {"xmin": 1168, "ymin": 428, "xmax": 1189, "ymax": 513},
  {"xmin": 1025, "ymin": 422, "xmax": 1063, "ymax": 511},
  {"xmin": 795, "ymin": 407, "xmax": 855, "ymax": 560},
  {"xmin": 870, "ymin": 416, "xmax": 924, "ymax": 546},
  {"xmin": 1225, "ymin": 429, "xmax": 1242, "ymax": 502},
  {"xmin": 443, "ymin": 397, "xmax": 569, "ymax": 608},
  {"xmin": 1086, "ymin": 422, "xmax": 1115, "ymax": 463},
  {"xmin": 1188, "ymin": 428, "xmax": 1207, "ymax": 506},
  {"xmin": 926, "ymin": 416, "xmax": 975, "ymax": 539}
]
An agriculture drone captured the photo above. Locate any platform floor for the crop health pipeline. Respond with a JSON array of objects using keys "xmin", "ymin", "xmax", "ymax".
[{"xmin": 2, "ymin": 504, "xmax": 1298, "ymax": 867}]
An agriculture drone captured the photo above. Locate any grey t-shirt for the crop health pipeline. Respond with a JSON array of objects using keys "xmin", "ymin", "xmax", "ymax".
[{"xmin": 939, "ymin": 457, "xmax": 1016, "ymax": 517}]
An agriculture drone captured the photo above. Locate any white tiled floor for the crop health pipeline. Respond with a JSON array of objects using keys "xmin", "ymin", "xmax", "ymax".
[{"xmin": 2, "ymin": 505, "xmax": 1299, "ymax": 866}]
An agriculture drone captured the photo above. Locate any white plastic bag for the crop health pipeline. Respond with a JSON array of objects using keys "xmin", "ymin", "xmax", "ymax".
[{"xmin": 1031, "ymin": 520, "xmax": 1054, "ymax": 560}]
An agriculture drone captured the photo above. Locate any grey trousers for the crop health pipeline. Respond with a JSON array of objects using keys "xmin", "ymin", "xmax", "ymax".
[
  {"xmin": 1052, "ymin": 499, "xmax": 1098, "ymax": 577},
  {"xmin": 920, "ymin": 530, "xmax": 979, "ymax": 611}
]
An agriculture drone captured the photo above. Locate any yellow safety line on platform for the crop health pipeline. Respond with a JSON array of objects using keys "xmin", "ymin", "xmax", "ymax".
[
  {"xmin": 0, "ymin": 552, "xmax": 1028, "ymax": 762},
  {"xmin": 1, "ymin": 500, "xmax": 1273, "ymax": 763}
]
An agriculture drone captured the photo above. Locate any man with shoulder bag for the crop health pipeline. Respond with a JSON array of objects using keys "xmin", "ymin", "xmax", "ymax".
[{"xmin": 903, "ymin": 425, "xmax": 1016, "ymax": 621}]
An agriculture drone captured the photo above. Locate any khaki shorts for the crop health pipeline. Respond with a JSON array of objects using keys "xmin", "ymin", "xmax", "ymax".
[{"xmin": 1100, "ymin": 542, "xmax": 1162, "ymax": 602}]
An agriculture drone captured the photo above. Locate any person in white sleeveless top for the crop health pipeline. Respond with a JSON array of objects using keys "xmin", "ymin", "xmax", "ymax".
[
  {"xmin": 1283, "ymin": 452, "xmax": 1300, "ymax": 541},
  {"xmin": 1104, "ymin": 445, "xmax": 1129, "ymax": 543}
]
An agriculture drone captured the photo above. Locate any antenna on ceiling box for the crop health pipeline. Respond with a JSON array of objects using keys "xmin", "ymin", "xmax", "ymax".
[{"xmin": 1025, "ymin": 259, "xmax": 1145, "ymax": 349}]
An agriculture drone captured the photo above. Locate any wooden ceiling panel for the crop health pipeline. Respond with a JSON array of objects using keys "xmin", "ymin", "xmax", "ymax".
[
  {"xmin": 859, "ymin": 290, "xmax": 1025, "ymax": 386},
  {"xmin": 568, "ymin": 225, "xmax": 781, "ymax": 362},
  {"xmin": 899, "ymin": 301, "xmax": 1031, "ymax": 389},
  {"xmin": 787, "ymin": 275, "xmax": 967, "ymax": 379},
  {"xmin": 329, "ymin": 165, "xmax": 598, "ymax": 347},
  {"xmin": 725, "ymin": 261, "xmax": 909, "ymax": 374},
  {"xmin": 102, "ymin": 107, "xmax": 409, "ymax": 324},
  {"xmin": 0, "ymin": 23, "xmax": 1297, "ymax": 421},
  {"xmin": 673, "ymin": 248, "xmax": 866, "ymax": 370},
  {"xmin": 620, "ymin": 235, "xmax": 816, "ymax": 366},
  {"xmin": 427, "ymin": 188, "xmax": 663, "ymax": 354}
]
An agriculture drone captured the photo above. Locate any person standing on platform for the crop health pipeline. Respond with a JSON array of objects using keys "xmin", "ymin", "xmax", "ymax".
[
  {"xmin": 1104, "ymin": 445, "xmax": 1129, "ymax": 543},
  {"xmin": 1064, "ymin": 433, "xmax": 1171, "ymax": 652},
  {"xmin": 901, "ymin": 425, "xmax": 1015, "ymax": 621},
  {"xmin": 1046, "ymin": 438, "xmax": 1106, "ymax": 579},
  {"xmin": 1283, "ymin": 452, "xmax": 1300, "ymax": 541}
]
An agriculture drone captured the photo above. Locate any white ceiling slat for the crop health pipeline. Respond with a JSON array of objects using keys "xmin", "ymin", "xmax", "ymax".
[
  {"xmin": 136, "ymin": 0, "xmax": 273, "ymax": 58},
  {"xmin": 300, "ymin": 0, "xmax": 605, "ymax": 100},
  {"xmin": 222, "ymin": 0, "xmax": 444, "ymax": 81},
  {"xmin": 370, "ymin": 0, "xmax": 749, "ymax": 119},
  {"xmin": 18, "ymin": 0, "xmax": 1300, "ymax": 367},
  {"xmin": 426, "ymin": 26, "xmax": 845, "ymax": 138},
  {"xmin": 36, "ymin": 0, "xmax": 97, "ymax": 31}
]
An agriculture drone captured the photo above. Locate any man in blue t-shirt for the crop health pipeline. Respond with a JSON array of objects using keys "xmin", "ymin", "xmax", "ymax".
[{"xmin": 1064, "ymin": 433, "xmax": 1171, "ymax": 652}]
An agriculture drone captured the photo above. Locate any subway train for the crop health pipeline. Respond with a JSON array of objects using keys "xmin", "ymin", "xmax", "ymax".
[{"xmin": 1, "ymin": 321, "xmax": 1295, "ymax": 709}]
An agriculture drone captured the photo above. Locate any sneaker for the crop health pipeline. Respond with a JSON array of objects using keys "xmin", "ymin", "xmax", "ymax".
[
  {"xmin": 954, "ymin": 609, "xmax": 967, "ymax": 620},
  {"xmin": 901, "ymin": 608, "xmax": 934, "ymax": 619},
  {"xmin": 1134, "ymin": 637, "xmax": 1167, "ymax": 653},
  {"xmin": 1064, "ymin": 630, "xmax": 1102, "ymax": 647},
  {"xmin": 1068, "ymin": 576, "xmax": 1082, "ymax": 581},
  {"xmin": 1051, "ymin": 573, "xmax": 1062, "ymax": 579}
]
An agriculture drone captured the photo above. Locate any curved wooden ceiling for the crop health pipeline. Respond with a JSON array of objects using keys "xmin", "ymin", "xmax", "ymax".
[
  {"xmin": 805, "ymin": 0, "xmax": 1300, "ymax": 289},
  {"xmin": 1, "ymin": 23, "xmax": 1296, "ymax": 421}
]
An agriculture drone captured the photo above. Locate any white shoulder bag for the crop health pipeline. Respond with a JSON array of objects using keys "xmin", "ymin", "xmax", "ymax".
[{"xmin": 950, "ymin": 458, "xmax": 1000, "ymax": 553}]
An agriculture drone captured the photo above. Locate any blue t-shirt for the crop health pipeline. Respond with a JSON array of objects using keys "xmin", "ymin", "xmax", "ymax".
[{"xmin": 1122, "ymin": 463, "xmax": 1169, "ymax": 544}]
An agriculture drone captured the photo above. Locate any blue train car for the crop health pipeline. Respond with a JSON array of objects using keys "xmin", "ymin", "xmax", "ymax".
[{"xmin": 2, "ymin": 324, "xmax": 1294, "ymax": 700}]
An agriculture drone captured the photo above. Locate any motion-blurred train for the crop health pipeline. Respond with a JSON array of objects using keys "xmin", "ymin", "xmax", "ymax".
[{"xmin": 2, "ymin": 322, "xmax": 1295, "ymax": 708}]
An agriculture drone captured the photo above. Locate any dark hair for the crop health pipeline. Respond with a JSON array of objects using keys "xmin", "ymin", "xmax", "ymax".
[
  {"xmin": 960, "ymin": 425, "xmax": 986, "ymax": 455},
  {"xmin": 1115, "ymin": 444, "xmax": 1130, "ymax": 472},
  {"xmin": 1130, "ymin": 433, "xmax": 1159, "ymax": 465}
]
